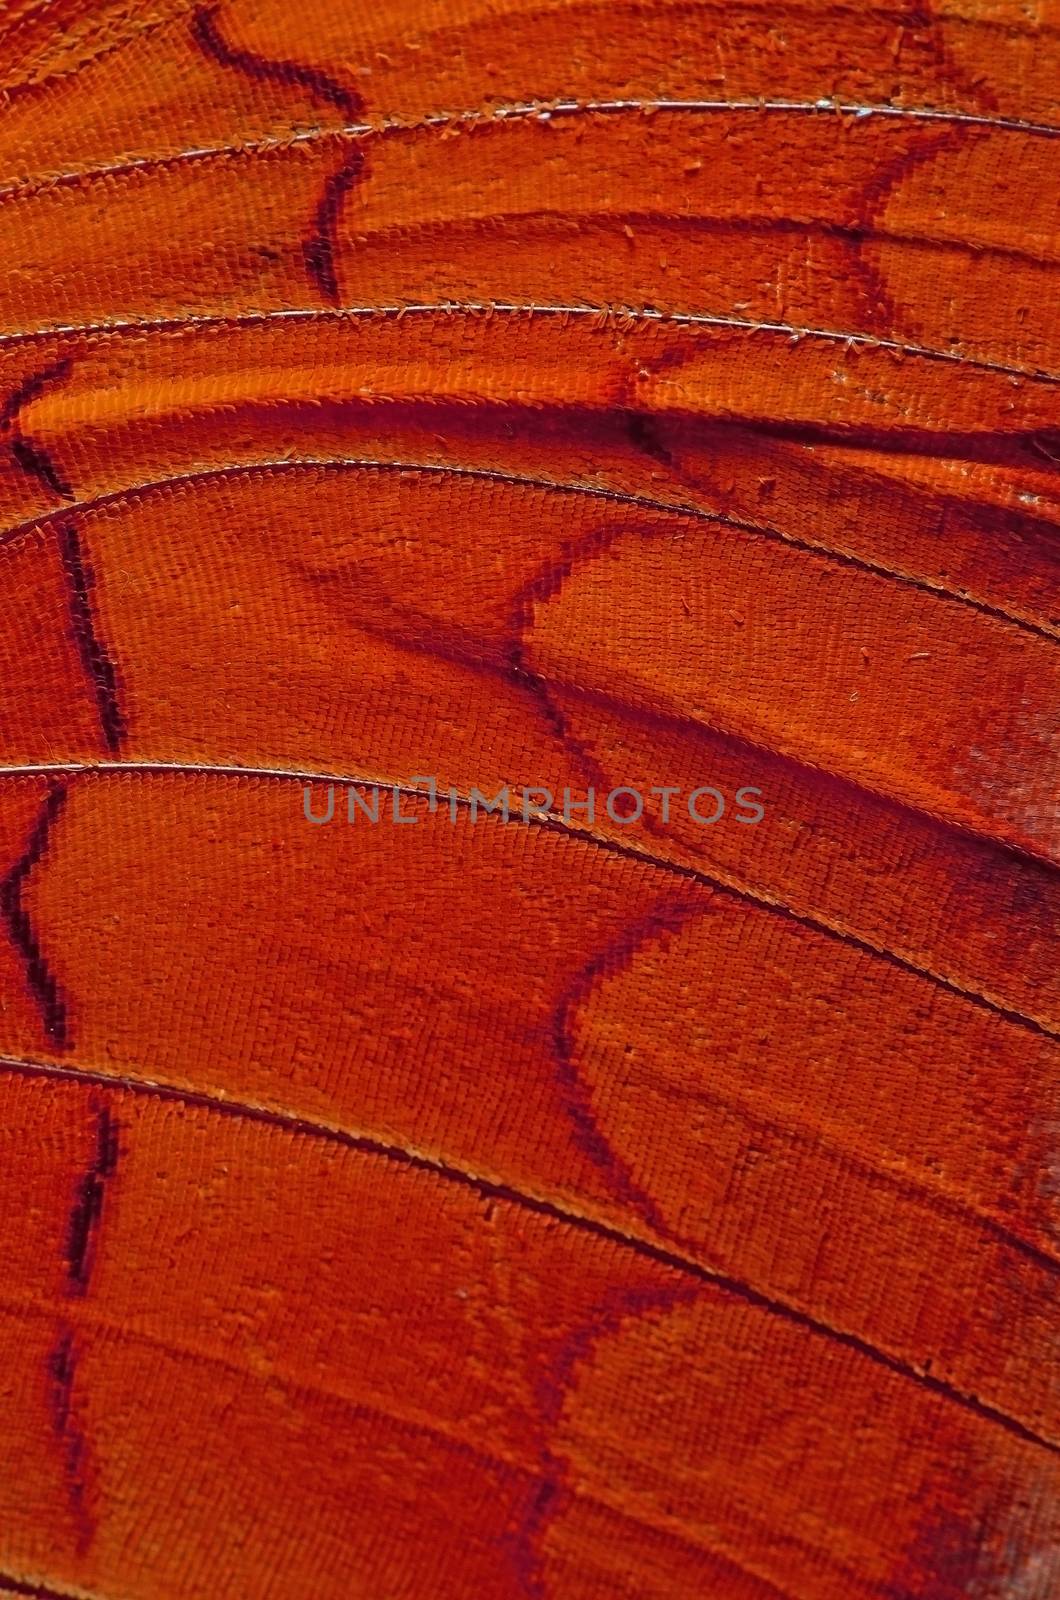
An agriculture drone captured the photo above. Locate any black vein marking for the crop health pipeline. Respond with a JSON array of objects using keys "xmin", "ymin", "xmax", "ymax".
[
  {"xmin": 303, "ymin": 154, "xmax": 366, "ymax": 304},
  {"xmin": 56, "ymin": 521, "xmax": 126, "ymax": 754},
  {"xmin": 44, "ymin": 1099, "xmax": 119, "ymax": 1554},
  {"xmin": 11, "ymin": 437, "xmax": 73, "ymax": 499},
  {"xmin": 46, "ymin": 1328, "xmax": 93, "ymax": 1553},
  {"xmin": 0, "ymin": 361, "xmax": 74, "ymax": 501},
  {"xmin": 47, "ymin": 1329, "xmax": 76, "ymax": 1441},
  {"xmin": 66, "ymin": 1102, "xmax": 119, "ymax": 1294},
  {"xmin": 625, "ymin": 409, "xmax": 676, "ymax": 470},
  {"xmin": 190, "ymin": 3, "xmax": 366, "ymax": 304},
  {"xmin": 191, "ymin": 3, "xmax": 361, "ymax": 119},
  {"xmin": 0, "ymin": 363, "xmax": 70, "ymax": 433},
  {"xmin": 0, "ymin": 786, "xmax": 69, "ymax": 1048}
]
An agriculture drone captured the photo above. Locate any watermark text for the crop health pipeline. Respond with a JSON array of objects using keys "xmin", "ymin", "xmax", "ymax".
[{"xmin": 303, "ymin": 779, "xmax": 766, "ymax": 827}]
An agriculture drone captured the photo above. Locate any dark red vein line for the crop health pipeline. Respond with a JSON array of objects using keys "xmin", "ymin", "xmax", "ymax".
[
  {"xmin": 2, "ymin": 456, "xmax": 1055, "ymax": 885},
  {"xmin": 511, "ymin": 545, "xmax": 739, "ymax": 1260},
  {"xmin": 0, "ymin": 787, "xmax": 69, "ymax": 1048},
  {"xmin": 225, "ymin": 579, "xmax": 1058, "ymax": 1031},
  {"xmin": 507, "ymin": 520, "xmax": 625, "ymax": 793},
  {"xmin": 295, "ymin": 755, "xmax": 1057, "ymax": 1192},
  {"xmin": 550, "ymin": 903, "xmax": 695, "ymax": 1234},
  {"xmin": 55, "ymin": 521, "xmax": 125, "ymax": 754},
  {"xmin": 0, "ymin": 1052, "xmax": 1055, "ymax": 1457}
]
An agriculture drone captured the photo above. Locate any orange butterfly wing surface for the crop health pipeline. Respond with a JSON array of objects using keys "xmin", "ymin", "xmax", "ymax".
[{"xmin": 0, "ymin": 1, "xmax": 1058, "ymax": 1596}]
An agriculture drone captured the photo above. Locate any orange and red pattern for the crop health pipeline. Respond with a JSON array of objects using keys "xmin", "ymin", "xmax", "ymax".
[{"xmin": 0, "ymin": 1, "xmax": 1057, "ymax": 1596}]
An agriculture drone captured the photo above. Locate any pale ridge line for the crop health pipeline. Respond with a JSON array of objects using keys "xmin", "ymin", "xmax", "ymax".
[
  {"xmin": 0, "ymin": 1571, "xmax": 104, "ymax": 1600},
  {"xmin": 0, "ymin": 300, "xmax": 1058, "ymax": 385},
  {"xmin": 0, "ymin": 760, "xmax": 1054, "ymax": 1040},
  {"xmin": 1, "ymin": 93, "xmax": 1056, "ymax": 208}
]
